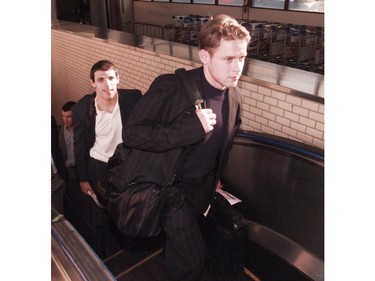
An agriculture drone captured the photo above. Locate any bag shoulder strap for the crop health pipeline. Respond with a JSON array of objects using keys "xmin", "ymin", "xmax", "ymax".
[
  {"xmin": 175, "ymin": 68, "xmax": 204, "ymax": 108},
  {"xmin": 168, "ymin": 68, "xmax": 204, "ymax": 186}
]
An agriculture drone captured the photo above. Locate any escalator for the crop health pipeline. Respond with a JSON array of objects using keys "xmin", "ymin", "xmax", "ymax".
[{"xmin": 52, "ymin": 130, "xmax": 324, "ymax": 281}]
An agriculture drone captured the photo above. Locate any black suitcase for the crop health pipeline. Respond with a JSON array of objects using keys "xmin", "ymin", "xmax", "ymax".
[{"xmin": 63, "ymin": 181, "xmax": 125, "ymax": 259}]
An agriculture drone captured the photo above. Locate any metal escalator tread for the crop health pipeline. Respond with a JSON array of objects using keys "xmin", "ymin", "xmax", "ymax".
[
  {"xmin": 113, "ymin": 248, "xmax": 255, "ymax": 281},
  {"xmin": 115, "ymin": 249, "xmax": 167, "ymax": 281},
  {"xmin": 103, "ymin": 247, "xmax": 161, "ymax": 278}
]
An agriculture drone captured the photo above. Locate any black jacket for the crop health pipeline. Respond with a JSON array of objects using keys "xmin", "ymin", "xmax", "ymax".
[
  {"xmin": 72, "ymin": 89, "xmax": 142, "ymax": 182},
  {"xmin": 111, "ymin": 67, "xmax": 241, "ymax": 191}
]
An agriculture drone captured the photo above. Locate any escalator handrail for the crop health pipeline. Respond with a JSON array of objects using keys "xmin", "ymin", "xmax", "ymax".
[
  {"xmin": 246, "ymin": 219, "xmax": 324, "ymax": 281},
  {"xmin": 236, "ymin": 130, "xmax": 324, "ymax": 162}
]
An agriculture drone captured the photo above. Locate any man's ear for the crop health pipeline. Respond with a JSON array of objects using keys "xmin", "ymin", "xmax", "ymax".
[
  {"xmin": 199, "ymin": 49, "xmax": 210, "ymax": 64},
  {"xmin": 90, "ymin": 79, "xmax": 96, "ymax": 88}
]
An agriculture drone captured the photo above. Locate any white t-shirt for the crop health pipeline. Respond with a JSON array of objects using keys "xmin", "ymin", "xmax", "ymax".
[{"xmin": 89, "ymin": 98, "xmax": 123, "ymax": 163}]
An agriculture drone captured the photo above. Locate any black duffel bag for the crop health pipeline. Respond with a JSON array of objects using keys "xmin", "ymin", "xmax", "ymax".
[
  {"xmin": 94, "ymin": 143, "xmax": 189, "ymax": 237},
  {"xmin": 107, "ymin": 181, "xmax": 170, "ymax": 237}
]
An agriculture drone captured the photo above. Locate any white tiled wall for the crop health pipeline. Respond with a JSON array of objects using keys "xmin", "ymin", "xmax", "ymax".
[{"xmin": 51, "ymin": 29, "xmax": 324, "ymax": 149}]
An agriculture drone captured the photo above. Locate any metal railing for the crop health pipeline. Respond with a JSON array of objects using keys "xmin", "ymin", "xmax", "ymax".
[{"xmin": 124, "ymin": 21, "xmax": 169, "ymax": 40}]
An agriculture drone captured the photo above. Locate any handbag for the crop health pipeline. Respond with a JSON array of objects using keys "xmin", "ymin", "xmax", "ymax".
[
  {"xmin": 107, "ymin": 182, "xmax": 170, "ymax": 237},
  {"xmin": 96, "ymin": 144, "xmax": 190, "ymax": 237}
]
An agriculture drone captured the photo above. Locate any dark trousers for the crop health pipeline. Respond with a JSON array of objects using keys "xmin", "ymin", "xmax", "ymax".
[
  {"xmin": 66, "ymin": 166, "xmax": 78, "ymax": 182},
  {"xmin": 64, "ymin": 157, "xmax": 125, "ymax": 258},
  {"xmin": 161, "ymin": 171, "xmax": 216, "ymax": 281}
]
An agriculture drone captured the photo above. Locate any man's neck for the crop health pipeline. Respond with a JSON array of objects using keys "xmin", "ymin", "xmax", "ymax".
[{"xmin": 96, "ymin": 94, "xmax": 118, "ymax": 113}]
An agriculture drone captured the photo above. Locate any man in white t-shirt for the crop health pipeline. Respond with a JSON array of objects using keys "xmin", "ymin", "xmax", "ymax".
[{"xmin": 68, "ymin": 60, "xmax": 142, "ymax": 258}]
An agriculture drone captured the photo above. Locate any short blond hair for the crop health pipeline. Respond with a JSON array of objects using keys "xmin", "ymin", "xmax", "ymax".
[{"xmin": 198, "ymin": 14, "xmax": 251, "ymax": 55}]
